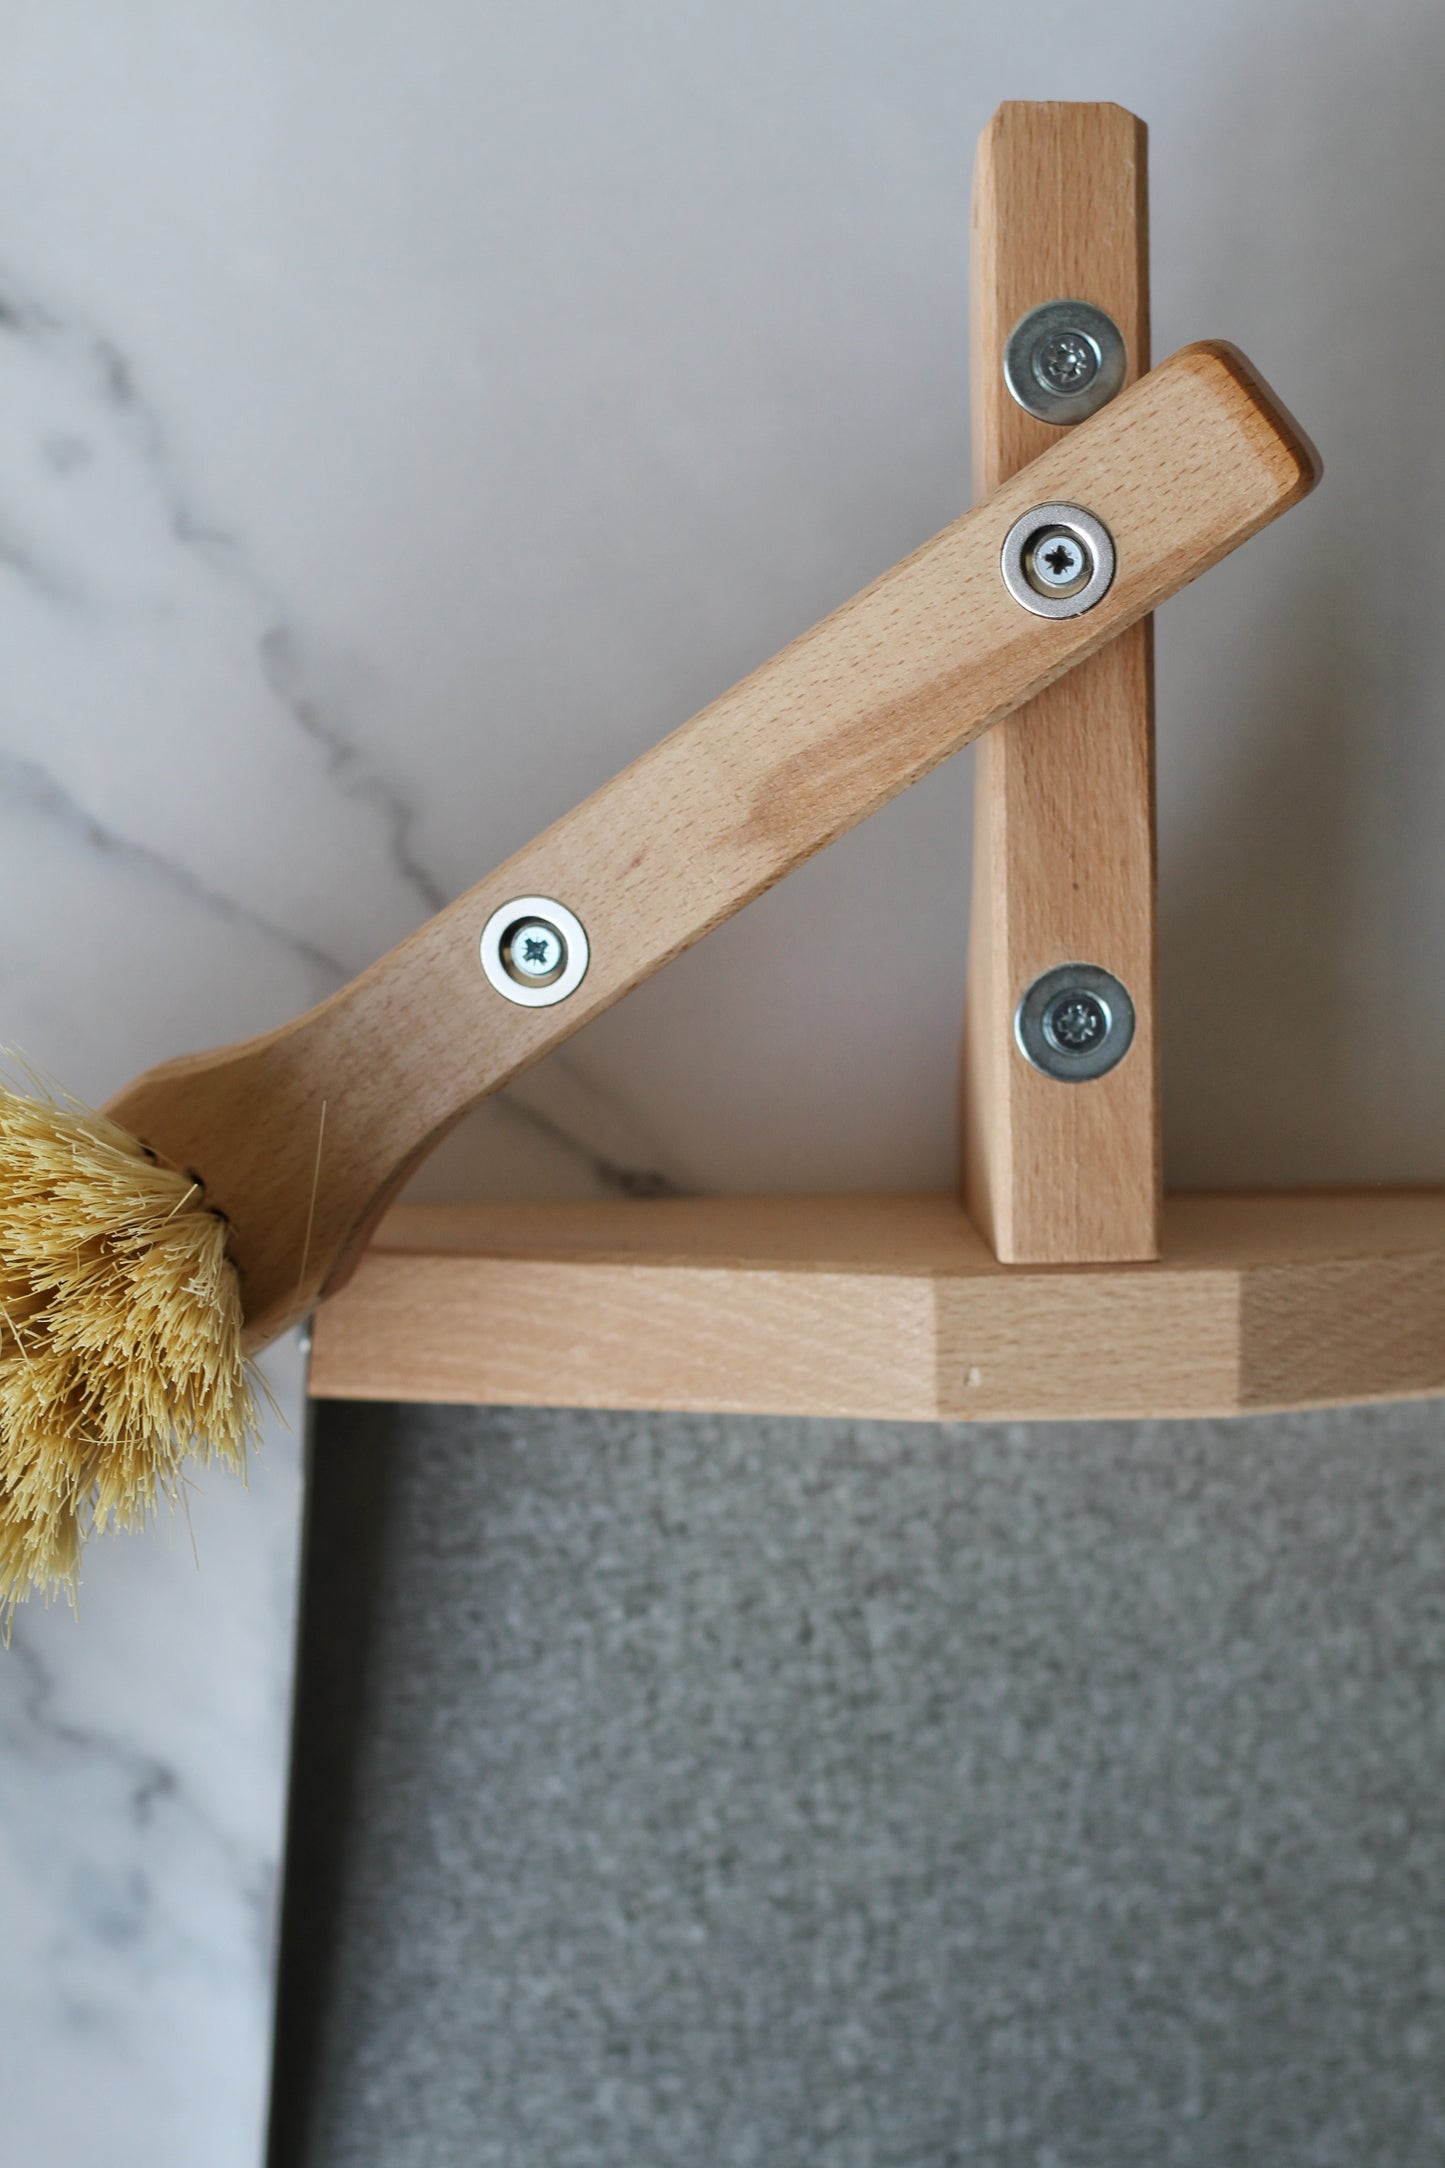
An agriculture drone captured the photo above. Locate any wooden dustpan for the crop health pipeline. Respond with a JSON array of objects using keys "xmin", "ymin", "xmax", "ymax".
[{"xmin": 309, "ymin": 104, "xmax": 1443, "ymax": 1428}]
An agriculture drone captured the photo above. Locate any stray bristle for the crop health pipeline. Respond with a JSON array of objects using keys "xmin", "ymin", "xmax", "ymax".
[{"xmin": 0, "ymin": 1078, "xmax": 258, "ymax": 1618}]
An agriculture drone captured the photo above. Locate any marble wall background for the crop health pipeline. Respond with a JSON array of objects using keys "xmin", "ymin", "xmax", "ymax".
[
  {"xmin": 1, "ymin": 2, "xmax": 1443, "ymax": 2163},
  {"xmin": 0, "ymin": 1332, "xmax": 306, "ymax": 2168}
]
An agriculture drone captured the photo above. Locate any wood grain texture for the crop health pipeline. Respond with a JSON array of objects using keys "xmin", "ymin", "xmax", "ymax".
[
  {"xmin": 962, "ymin": 100, "xmax": 1159, "ymax": 1264},
  {"xmin": 108, "ymin": 343, "xmax": 1318, "ymax": 1349},
  {"xmin": 310, "ymin": 1191, "xmax": 1445, "ymax": 1422}
]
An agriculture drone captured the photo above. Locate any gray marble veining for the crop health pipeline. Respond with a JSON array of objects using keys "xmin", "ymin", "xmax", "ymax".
[{"xmin": 0, "ymin": 749, "xmax": 349, "ymax": 982}]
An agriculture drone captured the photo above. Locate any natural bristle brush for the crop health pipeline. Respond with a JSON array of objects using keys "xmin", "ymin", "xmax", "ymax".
[
  {"xmin": 0, "ymin": 344, "xmax": 1319, "ymax": 1608},
  {"xmin": 0, "ymin": 1084, "xmax": 258, "ymax": 1607}
]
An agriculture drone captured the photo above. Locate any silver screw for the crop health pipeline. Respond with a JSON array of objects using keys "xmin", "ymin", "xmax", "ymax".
[
  {"xmin": 1000, "ymin": 502, "xmax": 1115, "ymax": 621},
  {"xmin": 1015, "ymin": 964, "xmax": 1135, "ymax": 1083},
  {"xmin": 1032, "ymin": 328, "xmax": 1099, "ymax": 396},
  {"xmin": 480, "ymin": 894, "xmax": 590, "ymax": 1008},
  {"xmin": 1003, "ymin": 300, "xmax": 1127, "ymax": 425},
  {"xmin": 1024, "ymin": 527, "xmax": 1091, "ymax": 595},
  {"xmin": 504, "ymin": 918, "xmax": 566, "ymax": 984},
  {"xmin": 1043, "ymin": 989, "xmax": 1108, "ymax": 1054}
]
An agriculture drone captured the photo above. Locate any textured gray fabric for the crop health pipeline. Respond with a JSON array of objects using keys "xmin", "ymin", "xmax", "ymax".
[{"xmin": 271, "ymin": 1402, "xmax": 1445, "ymax": 2167}]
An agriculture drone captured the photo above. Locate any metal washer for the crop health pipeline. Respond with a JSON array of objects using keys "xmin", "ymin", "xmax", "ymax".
[
  {"xmin": 480, "ymin": 894, "xmax": 590, "ymax": 1008},
  {"xmin": 1000, "ymin": 502, "xmax": 1115, "ymax": 620},
  {"xmin": 1003, "ymin": 298, "xmax": 1127, "ymax": 425},
  {"xmin": 1015, "ymin": 962, "xmax": 1136, "ymax": 1083}
]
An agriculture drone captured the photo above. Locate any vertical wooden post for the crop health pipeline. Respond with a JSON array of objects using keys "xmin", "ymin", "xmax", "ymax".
[{"xmin": 961, "ymin": 101, "xmax": 1159, "ymax": 1263}]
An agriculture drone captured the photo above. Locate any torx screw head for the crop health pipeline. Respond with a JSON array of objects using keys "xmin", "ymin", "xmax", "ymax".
[
  {"xmin": 1003, "ymin": 300, "xmax": 1127, "ymax": 425},
  {"xmin": 1043, "ymin": 990, "xmax": 1108, "ymax": 1054},
  {"xmin": 1015, "ymin": 964, "xmax": 1136, "ymax": 1082},
  {"xmin": 1032, "ymin": 328, "xmax": 1100, "ymax": 395}
]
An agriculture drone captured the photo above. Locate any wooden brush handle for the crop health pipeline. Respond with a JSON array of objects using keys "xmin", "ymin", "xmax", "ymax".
[
  {"xmin": 346, "ymin": 343, "xmax": 1315, "ymax": 1135},
  {"xmin": 110, "ymin": 341, "xmax": 1318, "ymax": 1345}
]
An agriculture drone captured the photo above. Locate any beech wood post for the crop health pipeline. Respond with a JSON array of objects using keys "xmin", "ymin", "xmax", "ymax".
[{"xmin": 961, "ymin": 102, "xmax": 1159, "ymax": 1262}]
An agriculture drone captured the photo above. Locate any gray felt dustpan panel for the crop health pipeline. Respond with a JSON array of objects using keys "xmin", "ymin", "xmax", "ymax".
[{"xmin": 270, "ymin": 1402, "xmax": 1445, "ymax": 2168}]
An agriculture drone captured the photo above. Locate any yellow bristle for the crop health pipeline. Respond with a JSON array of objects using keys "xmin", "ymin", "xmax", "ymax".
[{"xmin": 0, "ymin": 1078, "xmax": 258, "ymax": 1617}]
